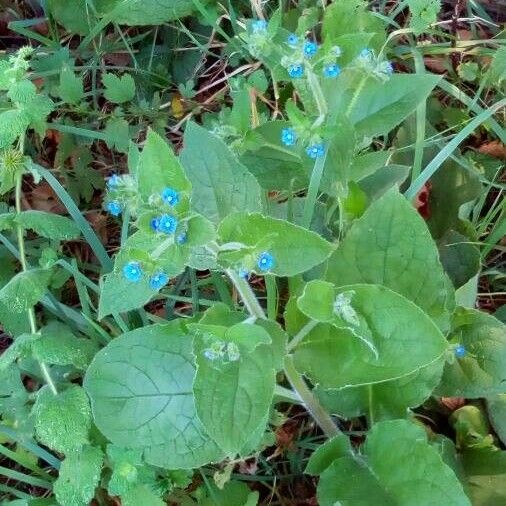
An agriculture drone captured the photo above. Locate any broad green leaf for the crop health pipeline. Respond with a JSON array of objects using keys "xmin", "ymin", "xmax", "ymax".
[
  {"xmin": 19, "ymin": 94, "xmax": 54, "ymax": 136},
  {"xmin": 33, "ymin": 385, "xmax": 92, "ymax": 454},
  {"xmin": 318, "ymin": 420, "xmax": 470, "ymax": 505},
  {"xmin": 437, "ymin": 308, "xmax": 506, "ymax": 398},
  {"xmin": 438, "ymin": 230, "xmax": 480, "ymax": 289},
  {"xmin": 294, "ymin": 284, "xmax": 447, "ymax": 389},
  {"xmin": 325, "ymin": 189, "xmax": 454, "ymax": 330},
  {"xmin": 427, "ymin": 162, "xmax": 481, "ymax": 239},
  {"xmin": 487, "ymin": 395, "xmax": 506, "ymax": 446},
  {"xmin": 104, "ymin": 117, "xmax": 130, "ymax": 153},
  {"xmin": 54, "ymin": 446, "xmax": 103, "ymax": 506},
  {"xmin": 31, "ymin": 322, "xmax": 98, "ymax": 369},
  {"xmin": 98, "ymin": 271, "xmax": 155, "ymax": 319},
  {"xmin": 0, "ymin": 333, "xmax": 38, "ymax": 371},
  {"xmin": 47, "ymin": 0, "xmax": 95, "ymax": 34},
  {"xmin": 305, "ymin": 434, "xmax": 352, "ymax": 475},
  {"xmin": 218, "ymin": 213, "xmax": 334, "ymax": 276},
  {"xmin": 461, "ymin": 447, "xmax": 506, "ymax": 505},
  {"xmin": 192, "ymin": 323, "xmax": 276, "ymax": 456},
  {"xmin": 7, "ymin": 80, "xmax": 36, "ymax": 104},
  {"xmin": 199, "ymin": 481, "xmax": 260, "ymax": 506},
  {"xmin": 102, "ymin": 73, "xmax": 135, "ymax": 104},
  {"xmin": 122, "ymin": 485, "xmax": 165, "ymax": 506},
  {"xmin": 322, "ymin": 1, "xmax": 386, "ymax": 49},
  {"xmin": 348, "ymin": 74, "xmax": 441, "ymax": 138},
  {"xmin": 16, "ymin": 210, "xmax": 81, "ymax": 240},
  {"xmin": 0, "ymin": 365, "xmax": 27, "ymax": 418},
  {"xmin": 316, "ymin": 357, "xmax": 445, "ymax": 420},
  {"xmin": 240, "ymin": 121, "xmax": 307, "ymax": 191},
  {"xmin": 84, "ymin": 322, "xmax": 223, "ymax": 469},
  {"xmin": 358, "ymin": 164, "xmax": 410, "ymax": 202},
  {"xmin": 95, "ymin": 0, "xmax": 201, "ymax": 25},
  {"xmin": 58, "ymin": 68, "xmax": 84, "ymax": 104},
  {"xmin": 349, "ymin": 150, "xmax": 392, "ymax": 182},
  {"xmin": 106, "ymin": 445, "xmax": 156, "ymax": 497},
  {"xmin": 0, "ymin": 109, "xmax": 29, "ymax": 149},
  {"xmin": 0, "ymin": 269, "xmax": 51, "ymax": 313},
  {"xmin": 180, "ymin": 122, "xmax": 262, "ymax": 223},
  {"xmin": 138, "ymin": 128, "xmax": 191, "ymax": 199},
  {"xmin": 407, "ymin": 0, "xmax": 441, "ymax": 34}
]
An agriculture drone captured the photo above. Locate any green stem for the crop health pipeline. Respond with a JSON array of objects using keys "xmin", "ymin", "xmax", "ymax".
[
  {"xmin": 284, "ymin": 356, "xmax": 340, "ymax": 437},
  {"xmin": 302, "ymin": 147, "xmax": 328, "ymax": 229},
  {"xmin": 226, "ymin": 271, "xmax": 338, "ymax": 437},
  {"xmin": 265, "ymin": 274, "xmax": 277, "ymax": 320},
  {"xmin": 225, "ymin": 269, "xmax": 265, "ymax": 319},
  {"xmin": 15, "ymin": 167, "xmax": 57, "ymax": 396},
  {"xmin": 367, "ymin": 384, "xmax": 375, "ymax": 427},
  {"xmin": 287, "ymin": 320, "xmax": 318, "ymax": 352},
  {"xmin": 307, "ymin": 68, "xmax": 328, "ymax": 126},
  {"xmin": 345, "ymin": 75, "xmax": 368, "ymax": 118},
  {"xmin": 411, "ymin": 49, "xmax": 427, "ymax": 183}
]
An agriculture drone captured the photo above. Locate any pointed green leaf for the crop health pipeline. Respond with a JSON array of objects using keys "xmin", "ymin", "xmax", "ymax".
[
  {"xmin": 316, "ymin": 358, "xmax": 445, "ymax": 420},
  {"xmin": 318, "ymin": 420, "xmax": 470, "ymax": 505},
  {"xmin": 138, "ymin": 128, "xmax": 191, "ymax": 199},
  {"xmin": 59, "ymin": 68, "xmax": 84, "ymax": 104},
  {"xmin": 218, "ymin": 213, "xmax": 334, "ymax": 276},
  {"xmin": 0, "ymin": 269, "xmax": 51, "ymax": 313},
  {"xmin": 192, "ymin": 322, "xmax": 276, "ymax": 456},
  {"xmin": 294, "ymin": 284, "xmax": 447, "ymax": 389},
  {"xmin": 437, "ymin": 308, "xmax": 506, "ymax": 398},
  {"xmin": 33, "ymin": 385, "xmax": 92, "ymax": 454},
  {"xmin": 325, "ymin": 189, "xmax": 453, "ymax": 330},
  {"xmin": 16, "ymin": 210, "xmax": 81, "ymax": 240},
  {"xmin": 84, "ymin": 322, "xmax": 223, "ymax": 469},
  {"xmin": 349, "ymin": 74, "xmax": 441, "ymax": 138},
  {"xmin": 102, "ymin": 73, "xmax": 135, "ymax": 104},
  {"xmin": 180, "ymin": 122, "xmax": 262, "ymax": 223},
  {"xmin": 54, "ymin": 446, "xmax": 103, "ymax": 506}
]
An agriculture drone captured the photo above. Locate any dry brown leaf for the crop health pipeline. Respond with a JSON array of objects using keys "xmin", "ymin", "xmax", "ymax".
[
  {"xmin": 441, "ymin": 397, "xmax": 466, "ymax": 411},
  {"xmin": 478, "ymin": 140, "xmax": 506, "ymax": 160}
]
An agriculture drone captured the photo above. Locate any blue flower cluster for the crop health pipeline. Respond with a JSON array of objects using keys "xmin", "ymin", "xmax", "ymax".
[
  {"xmin": 151, "ymin": 214, "xmax": 178, "ymax": 234},
  {"xmin": 107, "ymin": 200, "xmax": 122, "ymax": 217},
  {"xmin": 284, "ymin": 35, "xmax": 342, "ymax": 80},
  {"xmin": 161, "ymin": 187, "xmax": 180, "ymax": 206},
  {"xmin": 281, "ymin": 126, "xmax": 325, "ymax": 159},
  {"xmin": 122, "ymin": 260, "xmax": 170, "ymax": 290}
]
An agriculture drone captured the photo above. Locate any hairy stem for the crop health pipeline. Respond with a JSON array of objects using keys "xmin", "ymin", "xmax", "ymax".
[
  {"xmin": 225, "ymin": 269, "xmax": 266, "ymax": 319},
  {"xmin": 225, "ymin": 271, "xmax": 338, "ymax": 437},
  {"xmin": 15, "ymin": 170, "xmax": 57, "ymax": 396},
  {"xmin": 284, "ymin": 355, "xmax": 340, "ymax": 437}
]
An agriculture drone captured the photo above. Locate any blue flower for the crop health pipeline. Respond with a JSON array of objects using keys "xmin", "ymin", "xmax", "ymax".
[
  {"xmin": 281, "ymin": 127, "xmax": 296, "ymax": 146},
  {"xmin": 161, "ymin": 187, "xmax": 180, "ymax": 206},
  {"xmin": 454, "ymin": 344, "xmax": 466, "ymax": 359},
  {"xmin": 287, "ymin": 33, "xmax": 299, "ymax": 46},
  {"xmin": 257, "ymin": 251, "xmax": 274, "ymax": 272},
  {"xmin": 149, "ymin": 271, "xmax": 169, "ymax": 291},
  {"xmin": 158, "ymin": 214, "xmax": 178, "ymax": 235},
  {"xmin": 359, "ymin": 48, "xmax": 373, "ymax": 60},
  {"xmin": 176, "ymin": 232, "xmax": 187, "ymax": 245},
  {"xmin": 238, "ymin": 268, "xmax": 249, "ymax": 279},
  {"xmin": 107, "ymin": 174, "xmax": 120, "ymax": 189},
  {"xmin": 383, "ymin": 61, "xmax": 394, "ymax": 75},
  {"xmin": 107, "ymin": 200, "xmax": 122, "ymax": 216},
  {"xmin": 306, "ymin": 143, "xmax": 325, "ymax": 159},
  {"xmin": 323, "ymin": 63, "xmax": 341, "ymax": 78},
  {"xmin": 303, "ymin": 41, "xmax": 318, "ymax": 58},
  {"xmin": 288, "ymin": 63, "xmax": 304, "ymax": 79},
  {"xmin": 123, "ymin": 261, "xmax": 143, "ymax": 282},
  {"xmin": 150, "ymin": 217, "xmax": 160, "ymax": 232},
  {"xmin": 251, "ymin": 19, "xmax": 267, "ymax": 33}
]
